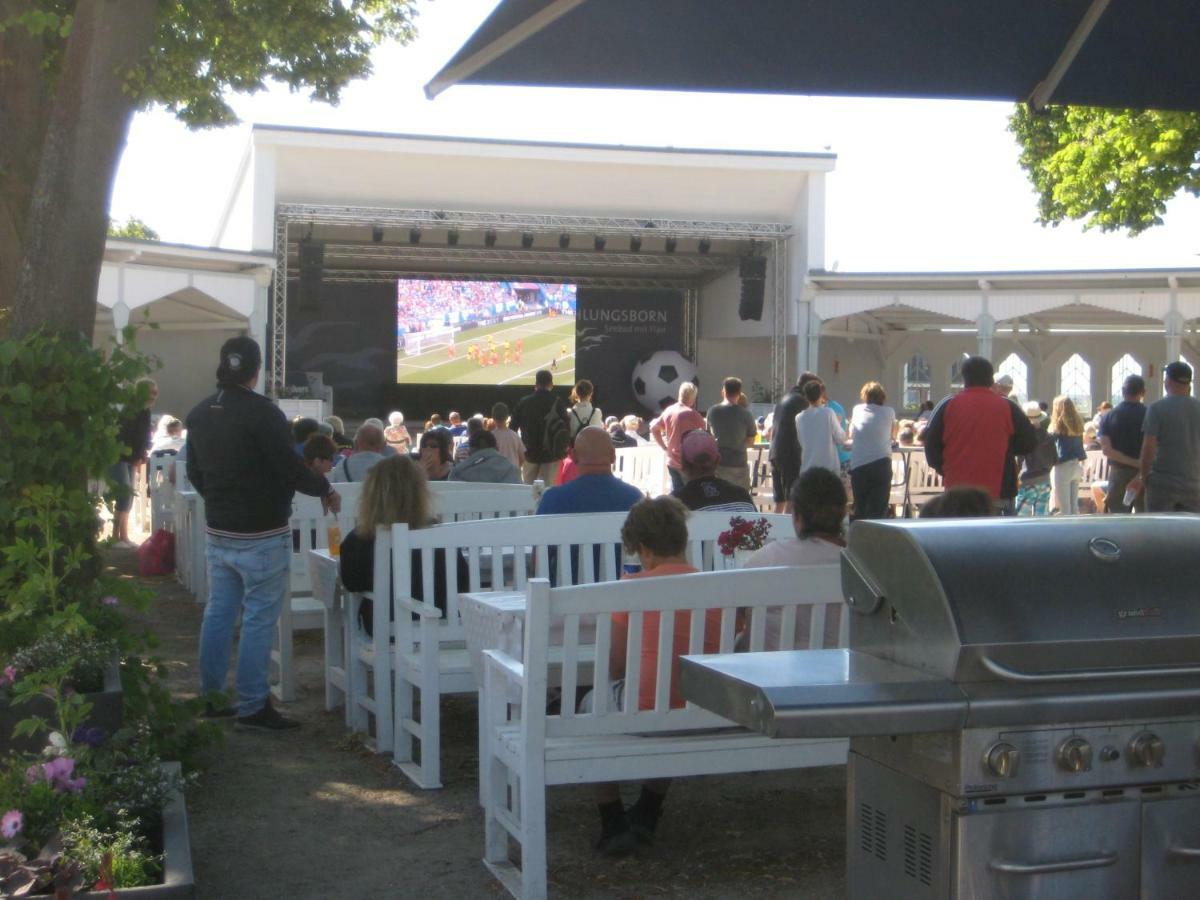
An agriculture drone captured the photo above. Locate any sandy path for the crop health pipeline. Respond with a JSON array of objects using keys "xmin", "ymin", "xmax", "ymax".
[{"xmin": 111, "ymin": 546, "xmax": 846, "ymax": 899}]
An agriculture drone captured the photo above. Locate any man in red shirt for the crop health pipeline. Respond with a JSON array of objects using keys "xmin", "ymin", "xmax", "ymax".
[{"xmin": 923, "ymin": 356, "xmax": 1037, "ymax": 513}]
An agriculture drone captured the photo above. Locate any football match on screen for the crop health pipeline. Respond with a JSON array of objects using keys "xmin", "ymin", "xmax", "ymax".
[{"xmin": 395, "ymin": 279, "xmax": 576, "ymax": 386}]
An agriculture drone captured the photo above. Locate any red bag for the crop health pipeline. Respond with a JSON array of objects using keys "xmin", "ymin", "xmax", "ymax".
[{"xmin": 137, "ymin": 528, "xmax": 176, "ymax": 576}]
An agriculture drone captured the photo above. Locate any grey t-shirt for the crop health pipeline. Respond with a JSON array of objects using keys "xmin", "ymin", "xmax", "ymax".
[
  {"xmin": 706, "ymin": 402, "xmax": 758, "ymax": 468},
  {"xmin": 1143, "ymin": 394, "xmax": 1200, "ymax": 490}
]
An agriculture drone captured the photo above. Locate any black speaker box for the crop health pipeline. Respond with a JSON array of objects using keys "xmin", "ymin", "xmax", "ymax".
[
  {"xmin": 298, "ymin": 240, "xmax": 324, "ymax": 309},
  {"xmin": 738, "ymin": 255, "xmax": 767, "ymax": 321}
]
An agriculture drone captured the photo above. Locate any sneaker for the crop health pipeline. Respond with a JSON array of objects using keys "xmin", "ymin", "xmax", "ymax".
[
  {"xmin": 235, "ymin": 702, "xmax": 300, "ymax": 731},
  {"xmin": 203, "ymin": 703, "xmax": 237, "ymax": 719}
]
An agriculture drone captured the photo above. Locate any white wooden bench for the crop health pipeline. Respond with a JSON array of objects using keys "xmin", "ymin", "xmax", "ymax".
[
  {"xmin": 376, "ymin": 510, "xmax": 794, "ymax": 790},
  {"xmin": 614, "ymin": 445, "xmax": 669, "ymax": 496},
  {"xmin": 480, "ymin": 565, "xmax": 847, "ymax": 900},
  {"xmin": 147, "ymin": 450, "xmax": 179, "ymax": 534}
]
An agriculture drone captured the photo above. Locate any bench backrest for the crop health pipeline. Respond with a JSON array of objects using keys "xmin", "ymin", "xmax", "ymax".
[
  {"xmin": 387, "ymin": 510, "xmax": 795, "ymax": 642},
  {"xmin": 522, "ymin": 565, "xmax": 844, "ymax": 737},
  {"xmin": 288, "ymin": 511, "xmax": 358, "ymax": 595},
  {"xmin": 432, "ymin": 485, "xmax": 538, "ymax": 521},
  {"xmin": 614, "ymin": 445, "xmax": 669, "ymax": 496}
]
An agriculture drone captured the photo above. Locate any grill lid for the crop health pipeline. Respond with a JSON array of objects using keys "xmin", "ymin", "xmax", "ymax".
[{"xmin": 841, "ymin": 516, "xmax": 1200, "ymax": 683}]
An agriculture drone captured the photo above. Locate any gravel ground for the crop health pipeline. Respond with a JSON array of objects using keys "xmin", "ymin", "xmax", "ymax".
[{"xmin": 109, "ymin": 546, "xmax": 846, "ymax": 899}]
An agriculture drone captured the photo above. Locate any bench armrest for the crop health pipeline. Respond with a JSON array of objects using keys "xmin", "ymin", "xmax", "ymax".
[
  {"xmin": 483, "ymin": 648, "xmax": 524, "ymax": 684},
  {"xmin": 394, "ymin": 596, "xmax": 443, "ymax": 619}
]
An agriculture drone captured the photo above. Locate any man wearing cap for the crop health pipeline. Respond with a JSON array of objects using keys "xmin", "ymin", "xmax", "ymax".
[
  {"xmin": 992, "ymin": 373, "xmax": 1015, "ymax": 399},
  {"xmin": 672, "ymin": 429, "xmax": 757, "ymax": 513},
  {"xmin": 186, "ymin": 336, "xmax": 340, "ymax": 731},
  {"xmin": 1098, "ymin": 374, "xmax": 1147, "ymax": 513},
  {"xmin": 1130, "ymin": 361, "xmax": 1200, "ymax": 512}
]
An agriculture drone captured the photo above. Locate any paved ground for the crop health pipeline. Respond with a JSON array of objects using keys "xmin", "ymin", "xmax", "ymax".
[{"xmin": 110, "ymin": 546, "xmax": 846, "ymax": 899}]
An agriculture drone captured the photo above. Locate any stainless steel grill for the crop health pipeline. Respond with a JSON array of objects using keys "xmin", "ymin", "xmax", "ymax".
[{"xmin": 681, "ymin": 516, "xmax": 1200, "ymax": 899}]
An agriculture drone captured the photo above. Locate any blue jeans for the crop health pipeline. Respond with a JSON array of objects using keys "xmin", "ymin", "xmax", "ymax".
[{"xmin": 199, "ymin": 532, "xmax": 291, "ymax": 717}]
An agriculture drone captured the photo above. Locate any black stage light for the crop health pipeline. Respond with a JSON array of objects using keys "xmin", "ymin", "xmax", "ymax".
[
  {"xmin": 698, "ymin": 237, "xmax": 712, "ymax": 254},
  {"xmin": 594, "ymin": 235, "xmax": 607, "ymax": 251},
  {"xmin": 372, "ymin": 225, "xmax": 384, "ymax": 243},
  {"xmin": 484, "ymin": 229, "xmax": 498, "ymax": 248},
  {"xmin": 629, "ymin": 235, "xmax": 642, "ymax": 252},
  {"xmin": 409, "ymin": 227, "xmax": 421, "ymax": 245},
  {"xmin": 447, "ymin": 229, "xmax": 460, "ymax": 246},
  {"xmin": 664, "ymin": 236, "xmax": 677, "ymax": 253},
  {"xmin": 559, "ymin": 233, "xmax": 571, "ymax": 249},
  {"xmin": 521, "ymin": 232, "xmax": 535, "ymax": 249}
]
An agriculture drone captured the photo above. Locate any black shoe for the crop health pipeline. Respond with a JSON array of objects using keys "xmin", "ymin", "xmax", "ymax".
[
  {"xmin": 627, "ymin": 790, "xmax": 664, "ymax": 845},
  {"xmin": 595, "ymin": 825, "xmax": 638, "ymax": 857},
  {"xmin": 235, "ymin": 702, "xmax": 300, "ymax": 731},
  {"xmin": 626, "ymin": 810, "xmax": 659, "ymax": 846},
  {"xmin": 203, "ymin": 703, "xmax": 237, "ymax": 719}
]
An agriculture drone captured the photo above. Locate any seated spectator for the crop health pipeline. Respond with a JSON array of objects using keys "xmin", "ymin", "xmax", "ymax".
[
  {"xmin": 418, "ymin": 428, "xmax": 454, "ymax": 481},
  {"xmin": 490, "ymin": 402, "xmax": 525, "ymax": 469},
  {"xmin": 672, "ymin": 429, "xmax": 756, "ymax": 513},
  {"xmin": 331, "ymin": 422, "xmax": 387, "ymax": 482},
  {"xmin": 897, "ymin": 420, "xmax": 917, "ymax": 446},
  {"xmin": 455, "ymin": 416, "xmax": 485, "ymax": 462},
  {"xmin": 303, "ymin": 434, "xmax": 337, "ymax": 477},
  {"xmin": 292, "ymin": 416, "xmax": 321, "ymax": 455},
  {"xmin": 428, "ymin": 413, "xmax": 444, "ymax": 431},
  {"xmin": 152, "ymin": 417, "xmax": 186, "ymax": 454},
  {"xmin": 743, "ymin": 468, "xmax": 846, "ymax": 648},
  {"xmin": 446, "ymin": 411, "xmax": 467, "ymax": 437},
  {"xmin": 589, "ymin": 496, "xmax": 720, "ymax": 855},
  {"xmin": 622, "ymin": 415, "xmax": 648, "ymax": 445},
  {"xmin": 362, "ymin": 417, "xmax": 397, "ymax": 457},
  {"xmin": 920, "ymin": 486, "xmax": 995, "ymax": 518},
  {"xmin": 607, "ymin": 419, "xmax": 639, "ymax": 448},
  {"xmin": 536, "ymin": 427, "xmax": 643, "ymax": 515},
  {"xmin": 385, "ymin": 411, "xmax": 412, "ymax": 454},
  {"xmin": 449, "ymin": 430, "xmax": 521, "ymax": 483},
  {"xmin": 338, "ymin": 455, "xmax": 466, "ymax": 634},
  {"xmin": 325, "ymin": 415, "xmax": 353, "ymax": 452}
]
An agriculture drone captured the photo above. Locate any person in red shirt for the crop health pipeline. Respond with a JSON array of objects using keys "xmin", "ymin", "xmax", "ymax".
[
  {"xmin": 922, "ymin": 356, "xmax": 1038, "ymax": 512},
  {"xmin": 589, "ymin": 496, "xmax": 721, "ymax": 855},
  {"xmin": 650, "ymin": 381, "xmax": 706, "ymax": 491}
]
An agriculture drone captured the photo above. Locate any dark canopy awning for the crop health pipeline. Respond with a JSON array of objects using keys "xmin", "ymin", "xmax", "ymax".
[{"xmin": 427, "ymin": 0, "xmax": 1200, "ymax": 112}]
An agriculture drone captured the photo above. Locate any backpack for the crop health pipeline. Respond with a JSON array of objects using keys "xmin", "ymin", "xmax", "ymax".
[{"xmin": 542, "ymin": 401, "xmax": 570, "ymax": 459}]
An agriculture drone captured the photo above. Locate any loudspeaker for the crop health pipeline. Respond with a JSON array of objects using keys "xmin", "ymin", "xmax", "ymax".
[
  {"xmin": 298, "ymin": 239, "xmax": 324, "ymax": 309},
  {"xmin": 738, "ymin": 255, "xmax": 767, "ymax": 321}
]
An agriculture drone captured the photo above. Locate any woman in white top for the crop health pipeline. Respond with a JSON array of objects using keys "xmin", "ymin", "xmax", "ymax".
[
  {"xmin": 848, "ymin": 381, "xmax": 898, "ymax": 520},
  {"xmin": 567, "ymin": 379, "xmax": 603, "ymax": 439},
  {"xmin": 743, "ymin": 467, "xmax": 846, "ymax": 650},
  {"xmin": 384, "ymin": 411, "xmax": 412, "ymax": 454},
  {"xmin": 794, "ymin": 380, "xmax": 846, "ymax": 477}
]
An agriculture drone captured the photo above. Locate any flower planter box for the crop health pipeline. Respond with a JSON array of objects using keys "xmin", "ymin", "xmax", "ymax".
[
  {"xmin": 0, "ymin": 657, "xmax": 123, "ymax": 755},
  {"xmin": 75, "ymin": 762, "xmax": 195, "ymax": 899}
]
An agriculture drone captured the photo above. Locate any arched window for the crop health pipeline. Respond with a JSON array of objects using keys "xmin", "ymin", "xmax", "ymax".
[
  {"xmin": 949, "ymin": 353, "xmax": 970, "ymax": 393},
  {"xmin": 1110, "ymin": 354, "xmax": 1142, "ymax": 404},
  {"xmin": 903, "ymin": 353, "xmax": 931, "ymax": 409},
  {"xmin": 1060, "ymin": 353, "xmax": 1092, "ymax": 417},
  {"xmin": 997, "ymin": 353, "xmax": 1028, "ymax": 404}
]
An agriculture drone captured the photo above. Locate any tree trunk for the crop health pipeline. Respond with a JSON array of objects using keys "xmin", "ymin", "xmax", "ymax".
[{"xmin": 8, "ymin": 0, "xmax": 158, "ymax": 342}]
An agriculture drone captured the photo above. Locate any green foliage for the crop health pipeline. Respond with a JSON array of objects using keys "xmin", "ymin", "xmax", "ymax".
[
  {"xmin": 61, "ymin": 814, "xmax": 161, "ymax": 889},
  {"xmin": 107, "ymin": 216, "xmax": 160, "ymax": 241},
  {"xmin": 1010, "ymin": 105, "xmax": 1200, "ymax": 234},
  {"xmin": 0, "ymin": 329, "xmax": 156, "ymax": 653},
  {"xmin": 4, "ymin": 1, "xmax": 419, "ymax": 127}
]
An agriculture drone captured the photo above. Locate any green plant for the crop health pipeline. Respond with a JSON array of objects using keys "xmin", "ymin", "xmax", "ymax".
[{"xmin": 61, "ymin": 813, "xmax": 161, "ymax": 889}]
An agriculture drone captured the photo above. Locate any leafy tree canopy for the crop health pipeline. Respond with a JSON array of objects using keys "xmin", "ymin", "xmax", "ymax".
[
  {"xmin": 1010, "ymin": 105, "xmax": 1200, "ymax": 235},
  {"xmin": 3, "ymin": 0, "xmax": 419, "ymax": 127},
  {"xmin": 107, "ymin": 217, "xmax": 159, "ymax": 241}
]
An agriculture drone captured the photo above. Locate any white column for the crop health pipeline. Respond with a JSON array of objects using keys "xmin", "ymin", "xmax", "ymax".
[
  {"xmin": 976, "ymin": 312, "xmax": 996, "ymax": 363},
  {"xmin": 796, "ymin": 285, "xmax": 821, "ymax": 377},
  {"xmin": 1165, "ymin": 309, "xmax": 1184, "ymax": 365}
]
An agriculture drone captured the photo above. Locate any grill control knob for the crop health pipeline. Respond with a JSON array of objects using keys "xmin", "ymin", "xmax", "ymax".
[
  {"xmin": 984, "ymin": 742, "xmax": 1021, "ymax": 778},
  {"xmin": 1100, "ymin": 746, "xmax": 1120, "ymax": 763},
  {"xmin": 1129, "ymin": 732, "xmax": 1166, "ymax": 768},
  {"xmin": 1057, "ymin": 737, "xmax": 1093, "ymax": 773}
]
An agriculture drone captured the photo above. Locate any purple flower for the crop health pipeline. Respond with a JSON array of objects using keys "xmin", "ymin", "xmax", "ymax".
[
  {"xmin": 26, "ymin": 757, "xmax": 87, "ymax": 794},
  {"xmin": 0, "ymin": 665, "xmax": 15, "ymax": 686},
  {"xmin": 0, "ymin": 809, "xmax": 22, "ymax": 841},
  {"xmin": 101, "ymin": 595, "xmax": 119, "ymax": 608},
  {"xmin": 72, "ymin": 726, "xmax": 107, "ymax": 748}
]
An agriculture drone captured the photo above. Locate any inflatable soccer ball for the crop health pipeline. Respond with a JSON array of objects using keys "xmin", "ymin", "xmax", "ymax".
[{"xmin": 631, "ymin": 350, "xmax": 698, "ymax": 414}]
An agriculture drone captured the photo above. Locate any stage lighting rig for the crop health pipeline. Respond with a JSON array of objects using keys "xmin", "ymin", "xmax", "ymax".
[
  {"xmin": 594, "ymin": 235, "xmax": 607, "ymax": 251},
  {"xmin": 484, "ymin": 229, "xmax": 498, "ymax": 248},
  {"xmin": 521, "ymin": 232, "xmax": 535, "ymax": 249},
  {"xmin": 629, "ymin": 235, "xmax": 642, "ymax": 252},
  {"xmin": 664, "ymin": 236, "xmax": 677, "ymax": 253},
  {"xmin": 372, "ymin": 225, "xmax": 384, "ymax": 243},
  {"xmin": 409, "ymin": 228, "xmax": 421, "ymax": 245},
  {"xmin": 698, "ymin": 237, "xmax": 712, "ymax": 254},
  {"xmin": 447, "ymin": 229, "xmax": 460, "ymax": 246},
  {"xmin": 559, "ymin": 233, "xmax": 571, "ymax": 249}
]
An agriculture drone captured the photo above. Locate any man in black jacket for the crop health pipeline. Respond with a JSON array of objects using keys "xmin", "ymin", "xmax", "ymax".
[
  {"xmin": 513, "ymin": 369, "xmax": 567, "ymax": 486},
  {"xmin": 186, "ymin": 337, "xmax": 340, "ymax": 730},
  {"xmin": 767, "ymin": 371, "xmax": 820, "ymax": 512}
]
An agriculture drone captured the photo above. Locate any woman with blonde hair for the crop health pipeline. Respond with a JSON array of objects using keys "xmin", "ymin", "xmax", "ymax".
[
  {"xmin": 384, "ymin": 410, "xmax": 412, "ymax": 453},
  {"xmin": 847, "ymin": 381, "xmax": 897, "ymax": 520},
  {"xmin": 1048, "ymin": 395, "xmax": 1088, "ymax": 515},
  {"xmin": 338, "ymin": 455, "xmax": 464, "ymax": 633}
]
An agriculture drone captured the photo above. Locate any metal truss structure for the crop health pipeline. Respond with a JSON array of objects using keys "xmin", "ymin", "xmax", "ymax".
[
  {"xmin": 771, "ymin": 237, "xmax": 789, "ymax": 400},
  {"xmin": 270, "ymin": 204, "xmax": 792, "ymax": 393}
]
